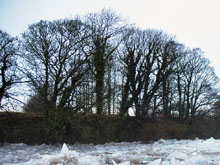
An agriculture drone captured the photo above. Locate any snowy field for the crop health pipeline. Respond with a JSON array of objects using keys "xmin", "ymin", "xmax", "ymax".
[{"xmin": 1, "ymin": 138, "xmax": 220, "ymax": 165}]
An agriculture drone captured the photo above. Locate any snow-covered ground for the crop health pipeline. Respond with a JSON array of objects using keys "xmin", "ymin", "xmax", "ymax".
[{"xmin": 1, "ymin": 138, "xmax": 220, "ymax": 164}]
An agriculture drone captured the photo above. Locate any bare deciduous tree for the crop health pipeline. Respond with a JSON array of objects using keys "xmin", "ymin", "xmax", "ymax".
[
  {"xmin": 119, "ymin": 28, "xmax": 178, "ymax": 117},
  {"xmin": 0, "ymin": 30, "xmax": 21, "ymax": 108},
  {"xmin": 22, "ymin": 19, "xmax": 88, "ymax": 117},
  {"xmin": 172, "ymin": 48, "xmax": 219, "ymax": 120},
  {"xmin": 83, "ymin": 9, "xmax": 123, "ymax": 115}
]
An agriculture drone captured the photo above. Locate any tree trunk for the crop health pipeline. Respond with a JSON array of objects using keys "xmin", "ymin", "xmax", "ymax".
[
  {"xmin": 43, "ymin": 52, "xmax": 50, "ymax": 119},
  {"xmin": 95, "ymin": 70, "xmax": 105, "ymax": 115},
  {"xmin": 107, "ymin": 65, "xmax": 112, "ymax": 115},
  {"xmin": 119, "ymin": 79, "xmax": 130, "ymax": 116},
  {"xmin": 162, "ymin": 78, "xmax": 169, "ymax": 118}
]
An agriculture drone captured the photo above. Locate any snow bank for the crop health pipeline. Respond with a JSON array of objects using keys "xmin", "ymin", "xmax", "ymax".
[{"xmin": 1, "ymin": 138, "xmax": 220, "ymax": 164}]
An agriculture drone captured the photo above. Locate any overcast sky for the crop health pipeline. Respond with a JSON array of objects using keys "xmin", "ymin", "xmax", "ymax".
[{"xmin": 1, "ymin": 0, "xmax": 220, "ymax": 76}]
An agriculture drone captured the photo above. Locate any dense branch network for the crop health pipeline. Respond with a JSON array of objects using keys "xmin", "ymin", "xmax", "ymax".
[{"xmin": 0, "ymin": 9, "xmax": 219, "ymax": 121}]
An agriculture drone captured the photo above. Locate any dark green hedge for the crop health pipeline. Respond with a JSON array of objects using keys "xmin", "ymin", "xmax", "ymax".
[{"xmin": 1, "ymin": 112, "xmax": 220, "ymax": 145}]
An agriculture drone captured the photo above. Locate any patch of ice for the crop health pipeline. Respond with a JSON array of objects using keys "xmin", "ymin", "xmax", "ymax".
[
  {"xmin": 112, "ymin": 159, "xmax": 130, "ymax": 165},
  {"xmin": 61, "ymin": 143, "xmax": 69, "ymax": 154},
  {"xmin": 60, "ymin": 143, "xmax": 79, "ymax": 157},
  {"xmin": 78, "ymin": 155, "xmax": 103, "ymax": 165},
  {"xmin": 184, "ymin": 155, "xmax": 208, "ymax": 165},
  {"xmin": 3, "ymin": 138, "xmax": 220, "ymax": 164},
  {"xmin": 148, "ymin": 158, "xmax": 161, "ymax": 165},
  {"xmin": 166, "ymin": 151, "xmax": 188, "ymax": 160}
]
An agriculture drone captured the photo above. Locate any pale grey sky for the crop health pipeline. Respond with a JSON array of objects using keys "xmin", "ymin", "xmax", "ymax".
[{"xmin": 1, "ymin": 0, "xmax": 220, "ymax": 76}]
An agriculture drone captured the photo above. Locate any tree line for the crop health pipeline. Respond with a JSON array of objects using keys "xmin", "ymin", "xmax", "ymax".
[{"xmin": 0, "ymin": 9, "xmax": 219, "ymax": 120}]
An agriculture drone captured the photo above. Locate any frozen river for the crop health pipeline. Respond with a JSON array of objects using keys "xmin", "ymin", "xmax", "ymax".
[{"xmin": 1, "ymin": 138, "xmax": 220, "ymax": 164}]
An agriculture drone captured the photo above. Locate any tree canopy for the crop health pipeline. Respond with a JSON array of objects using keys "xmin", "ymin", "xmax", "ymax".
[{"xmin": 0, "ymin": 9, "xmax": 219, "ymax": 121}]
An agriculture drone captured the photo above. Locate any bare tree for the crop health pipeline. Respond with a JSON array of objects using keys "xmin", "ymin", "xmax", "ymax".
[
  {"xmin": 119, "ymin": 28, "xmax": 178, "ymax": 117},
  {"xmin": 172, "ymin": 48, "xmax": 219, "ymax": 120},
  {"xmin": 184, "ymin": 49, "xmax": 218, "ymax": 119},
  {"xmin": 83, "ymin": 9, "xmax": 123, "ymax": 115},
  {"xmin": 22, "ymin": 19, "xmax": 88, "ymax": 117},
  {"xmin": 159, "ymin": 41, "xmax": 181, "ymax": 118},
  {"xmin": 0, "ymin": 30, "xmax": 21, "ymax": 109}
]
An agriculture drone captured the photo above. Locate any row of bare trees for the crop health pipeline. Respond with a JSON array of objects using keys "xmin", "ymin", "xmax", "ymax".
[{"xmin": 0, "ymin": 9, "xmax": 219, "ymax": 120}]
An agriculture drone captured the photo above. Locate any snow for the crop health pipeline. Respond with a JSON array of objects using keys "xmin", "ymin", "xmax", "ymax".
[{"xmin": 1, "ymin": 138, "xmax": 220, "ymax": 164}]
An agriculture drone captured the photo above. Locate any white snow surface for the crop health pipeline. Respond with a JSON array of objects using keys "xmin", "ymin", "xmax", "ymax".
[{"xmin": 1, "ymin": 138, "xmax": 220, "ymax": 164}]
